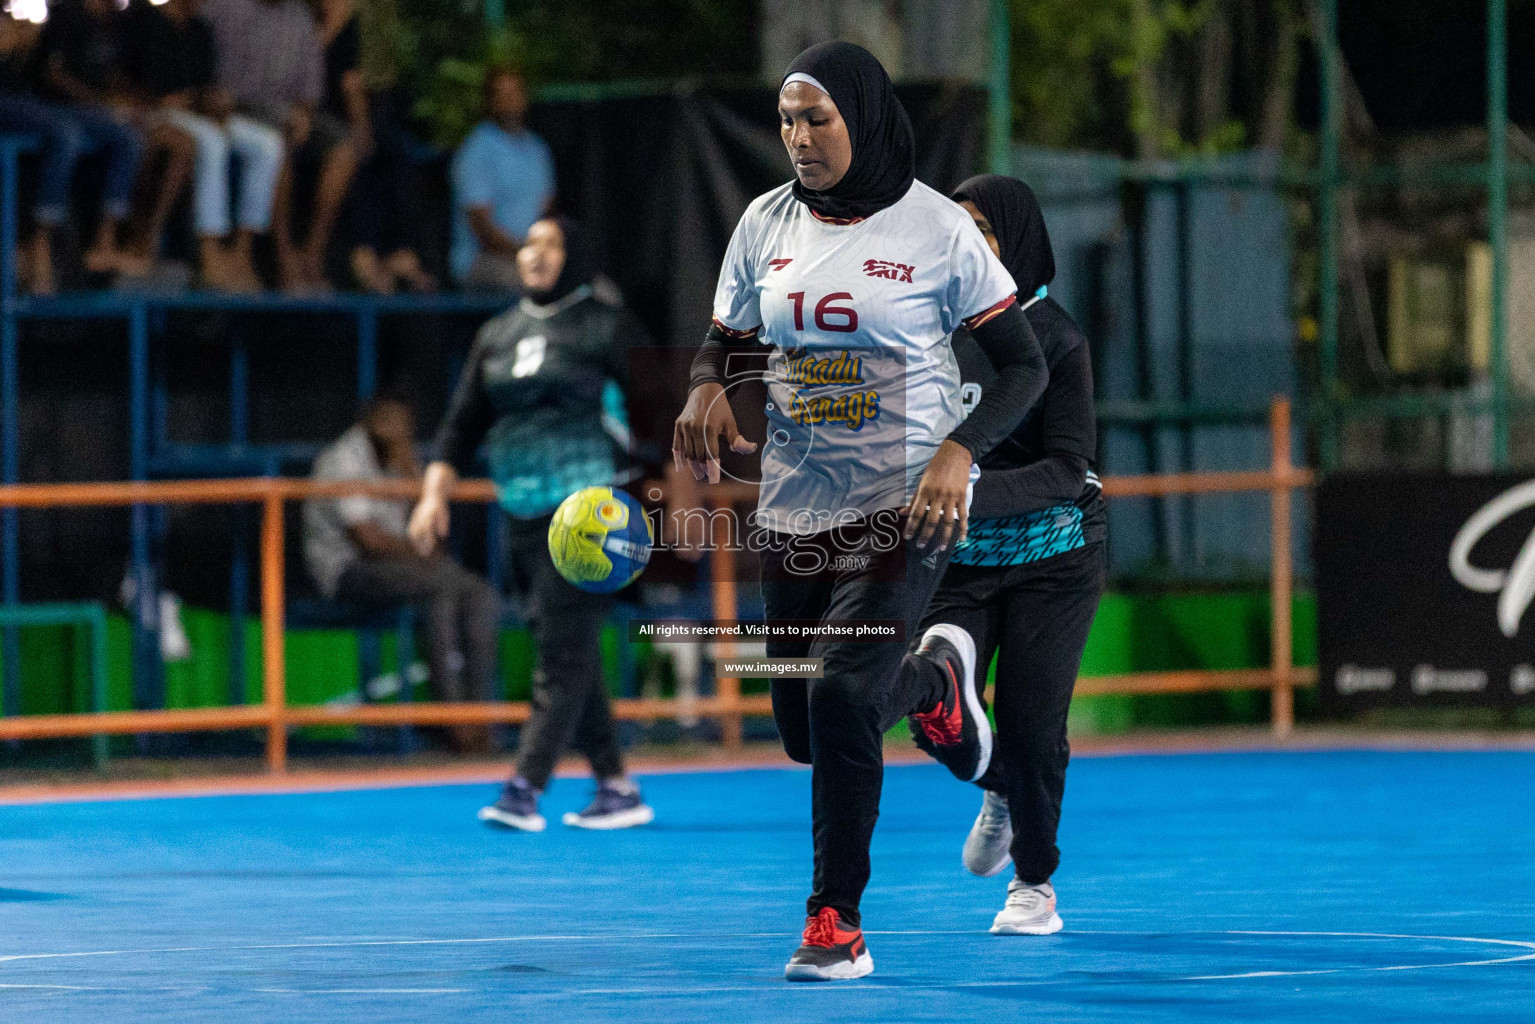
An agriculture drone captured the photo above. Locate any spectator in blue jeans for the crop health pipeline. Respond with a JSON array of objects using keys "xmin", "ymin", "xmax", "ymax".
[
  {"xmin": 0, "ymin": 8, "xmax": 142, "ymax": 293},
  {"xmin": 40, "ymin": 0, "xmax": 195, "ymax": 276},
  {"xmin": 450, "ymin": 68, "xmax": 554, "ymax": 291}
]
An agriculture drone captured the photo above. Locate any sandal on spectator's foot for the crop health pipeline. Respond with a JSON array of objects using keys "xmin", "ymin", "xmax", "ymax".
[
  {"xmin": 350, "ymin": 247, "xmax": 396, "ymax": 294},
  {"xmin": 385, "ymin": 249, "xmax": 437, "ymax": 293},
  {"xmin": 22, "ymin": 235, "xmax": 55, "ymax": 296},
  {"xmin": 198, "ymin": 242, "xmax": 258, "ymax": 293}
]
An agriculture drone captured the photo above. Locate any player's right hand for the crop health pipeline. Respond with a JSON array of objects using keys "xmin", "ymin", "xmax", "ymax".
[
  {"xmin": 408, "ymin": 493, "xmax": 450, "ymax": 557},
  {"xmin": 673, "ymin": 382, "xmax": 757, "ymax": 484}
]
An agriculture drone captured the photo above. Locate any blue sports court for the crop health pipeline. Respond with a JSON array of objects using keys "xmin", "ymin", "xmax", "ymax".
[{"xmin": 0, "ymin": 749, "xmax": 1531, "ymax": 1022}]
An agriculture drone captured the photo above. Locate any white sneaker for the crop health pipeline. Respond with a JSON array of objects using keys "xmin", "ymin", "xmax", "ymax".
[
  {"xmin": 560, "ymin": 782, "xmax": 655, "ymax": 830},
  {"xmin": 477, "ymin": 804, "xmax": 546, "ymax": 832},
  {"xmin": 990, "ymin": 880, "xmax": 1063, "ymax": 935},
  {"xmin": 477, "ymin": 780, "xmax": 547, "ymax": 832},
  {"xmin": 963, "ymin": 790, "xmax": 1014, "ymax": 877}
]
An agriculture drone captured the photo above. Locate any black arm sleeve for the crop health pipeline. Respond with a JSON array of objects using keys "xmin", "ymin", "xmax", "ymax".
[
  {"xmin": 688, "ymin": 322, "xmax": 758, "ymax": 393},
  {"xmin": 945, "ymin": 301, "xmax": 1048, "ymax": 460},
  {"xmin": 433, "ymin": 338, "xmax": 496, "ymax": 473},
  {"xmin": 970, "ymin": 341, "xmax": 1096, "ymax": 519}
]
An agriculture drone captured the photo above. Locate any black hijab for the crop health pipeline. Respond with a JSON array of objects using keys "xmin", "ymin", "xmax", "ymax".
[
  {"xmin": 781, "ymin": 41, "xmax": 915, "ymax": 221},
  {"xmin": 527, "ymin": 217, "xmax": 595, "ymax": 306},
  {"xmin": 951, "ymin": 175, "xmax": 1056, "ymax": 297}
]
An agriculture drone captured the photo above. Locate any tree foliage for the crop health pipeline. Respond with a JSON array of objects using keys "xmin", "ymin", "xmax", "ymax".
[
  {"xmin": 396, "ymin": 0, "xmax": 758, "ymax": 147},
  {"xmin": 393, "ymin": 0, "xmax": 1306, "ymax": 158},
  {"xmin": 1010, "ymin": 0, "xmax": 1305, "ymax": 158}
]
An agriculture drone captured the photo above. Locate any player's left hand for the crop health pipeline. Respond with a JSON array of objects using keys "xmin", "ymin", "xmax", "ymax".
[{"xmin": 903, "ymin": 439, "xmax": 972, "ymax": 552}]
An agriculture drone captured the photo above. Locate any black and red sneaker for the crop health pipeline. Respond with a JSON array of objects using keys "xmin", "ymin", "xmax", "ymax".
[
  {"xmin": 907, "ymin": 623, "xmax": 992, "ymax": 782},
  {"xmin": 784, "ymin": 907, "xmax": 873, "ymax": 981}
]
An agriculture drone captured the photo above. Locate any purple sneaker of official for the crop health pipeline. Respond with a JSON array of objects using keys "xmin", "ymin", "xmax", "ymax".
[
  {"xmin": 561, "ymin": 779, "xmax": 655, "ymax": 830},
  {"xmin": 477, "ymin": 777, "xmax": 546, "ymax": 832}
]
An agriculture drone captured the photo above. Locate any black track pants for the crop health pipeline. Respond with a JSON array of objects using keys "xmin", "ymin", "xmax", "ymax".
[
  {"xmin": 762, "ymin": 518, "xmax": 952, "ymax": 926},
  {"xmin": 507, "ymin": 515, "xmax": 625, "ymax": 791},
  {"xmin": 920, "ymin": 543, "xmax": 1105, "ymax": 884},
  {"xmin": 335, "ymin": 556, "xmax": 501, "ymax": 702}
]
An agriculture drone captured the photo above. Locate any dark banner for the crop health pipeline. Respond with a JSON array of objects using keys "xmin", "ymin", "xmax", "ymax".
[{"xmin": 1318, "ymin": 473, "xmax": 1535, "ymax": 708}]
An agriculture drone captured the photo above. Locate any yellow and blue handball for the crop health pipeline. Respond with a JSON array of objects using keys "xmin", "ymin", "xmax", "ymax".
[{"xmin": 547, "ymin": 486, "xmax": 653, "ymax": 593}]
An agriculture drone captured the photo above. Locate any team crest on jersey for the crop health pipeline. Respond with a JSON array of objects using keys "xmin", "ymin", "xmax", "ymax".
[
  {"xmin": 768, "ymin": 258, "xmax": 794, "ymax": 271},
  {"xmin": 862, "ymin": 258, "xmax": 914, "ymax": 283}
]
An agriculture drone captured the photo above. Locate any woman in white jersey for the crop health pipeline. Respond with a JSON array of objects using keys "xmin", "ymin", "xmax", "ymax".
[{"xmin": 674, "ymin": 41, "xmax": 1048, "ymax": 981}]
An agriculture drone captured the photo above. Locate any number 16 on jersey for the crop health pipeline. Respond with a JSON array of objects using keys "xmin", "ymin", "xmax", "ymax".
[{"xmin": 787, "ymin": 292, "xmax": 858, "ymax": 333}]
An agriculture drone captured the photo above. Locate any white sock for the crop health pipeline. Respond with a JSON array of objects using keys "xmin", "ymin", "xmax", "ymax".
[{"xmin": 602, "ymin": 776, "xmax": 638, "ymax": 796}]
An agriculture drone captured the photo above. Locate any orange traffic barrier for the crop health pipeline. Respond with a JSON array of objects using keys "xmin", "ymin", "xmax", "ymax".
[{"xmin": 0, "ymin": 398, "xmax": 1310, "ymax": 772}]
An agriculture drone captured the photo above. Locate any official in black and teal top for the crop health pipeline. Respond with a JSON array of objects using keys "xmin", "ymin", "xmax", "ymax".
[
  {"xmin": 916, "ymin": 175, "xmax": 1107, "ymax": 892},
  {"xmin": 435, "ymin": 220, "xmax": 636, "ymax": 520},
  {"xmin": 411, "ymin": 216, "xmax": 652, "ymax": 829}
]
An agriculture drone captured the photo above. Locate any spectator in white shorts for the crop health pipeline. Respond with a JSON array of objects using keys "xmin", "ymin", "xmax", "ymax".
[
  {"xmin": 122, "ymin": 0, "xmax": 283, "ymax": 292},
  {"xmin": 203, "ymin": 0, "xmax": 359, "ymax": 292}
]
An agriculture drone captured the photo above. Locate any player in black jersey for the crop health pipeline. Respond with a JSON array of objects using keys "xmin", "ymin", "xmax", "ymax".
[{"xmin": 910, "ymin": 174, "xmax": 1107, "ymax": 936}]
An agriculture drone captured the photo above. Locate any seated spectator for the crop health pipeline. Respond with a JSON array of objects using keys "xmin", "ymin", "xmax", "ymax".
[
  {"xmin": 40, "ymin": 0, "xmax": 196, "ymax": 275},
  {"xmin": 450, "ymin": 68, "xmax": 553, "ymax": 291},
  {"xmin": 122, "ymin": 0, "xmax": 284, "ymax": 292},
  {"xmin": 317, "ymin": 0, "xmax": 432, "ymax": 294},
  {"xmin": 0, "ymin": 8, "xmax": 143, "ymax": 293},
  {"xmin": 204, "ymin": 0, "xmax": 358, "ymax": 292},
  {"xmin": 303, "ymin": 392, "xmax": 502, "ymax": 751}
]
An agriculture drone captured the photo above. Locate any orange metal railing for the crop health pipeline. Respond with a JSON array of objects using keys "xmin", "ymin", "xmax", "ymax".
[{"xmin": 0, "ymin": 399, "xmax": 1312, "ymax": 773}]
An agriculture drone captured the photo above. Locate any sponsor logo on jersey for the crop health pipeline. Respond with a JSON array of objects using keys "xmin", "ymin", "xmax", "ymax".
[
  {"xmin": 768, "ymin": 258, "xmax": 794, "ymax": 271},
  {"xmin": 783, "ymin": 349, "xmax": 865, "ymax": 388},
  {"xmin": 782, "ymin": 349, "xmax": 880, "ymax": 431},
  {"xmin": 787, "ymin": 390, "xmax": 881, "ymax": 432},
  {"xmin": 862, "ymin": 258, "xmax": 915, "ymax": 283}
]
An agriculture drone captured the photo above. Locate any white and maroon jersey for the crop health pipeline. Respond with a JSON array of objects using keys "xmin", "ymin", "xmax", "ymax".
[{"xmin": 711, "ymin": 180, "xmax": 1016, "ymax": 535}]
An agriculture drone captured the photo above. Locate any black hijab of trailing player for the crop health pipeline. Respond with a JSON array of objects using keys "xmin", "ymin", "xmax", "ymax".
[
  {"xmin": 782, "ymin": 41, "xmax": 915, "ymax": 221},
  {"xmin": 951, "ymin": 174, "xmax": 1056, "ymax": 297},
  {"xmin": 525, "ymin": 216, "xmax": 596, "ymax": 306}
]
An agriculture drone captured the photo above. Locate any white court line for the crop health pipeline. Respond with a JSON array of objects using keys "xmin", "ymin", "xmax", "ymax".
[
  {"xmin": 0, "ymin": 983, "xmax": 217, "ymax": 994},
  {"xmin": 2, "ymin": 930, "xmax": 1532, "ymax": 990},
  {"xmin": 0, "ymin": 930, "xmax": 1006, "ymax": 965},
  {"xmin": 0, "ymin": 934, "xmax": 713, "ymax": 963},
  {"xmin": 1178, "ymin": 930, "xmax": 1535, "ymax": 981},
  {"xmin": 1, "ymin": 928, "xmax": 1531, "ymax": 961},
  {"xmin": 1233, "ymin": 929, "xmax": 1535, "ymax": 948},
  {"xmin": 254, "ymin": 988, "xmax": 471, "ymax": 995}
]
